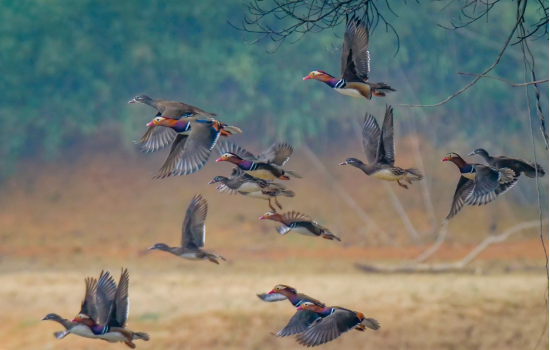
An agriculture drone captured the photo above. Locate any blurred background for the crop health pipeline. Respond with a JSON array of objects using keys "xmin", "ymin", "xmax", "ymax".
[{"xmin": 0, "ymin": 1, "xmax": 548, "ymax": 349}]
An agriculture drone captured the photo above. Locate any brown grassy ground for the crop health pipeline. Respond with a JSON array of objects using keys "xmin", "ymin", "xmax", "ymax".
[{"xmin": 0, "ymin": 138, "xmax": 548, "ymax": 349}]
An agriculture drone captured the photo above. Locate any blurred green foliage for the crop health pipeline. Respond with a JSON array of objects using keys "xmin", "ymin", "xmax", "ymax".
[{"xmin": 0, "ymin": 0, "xmax": 547, "ymax": 177}]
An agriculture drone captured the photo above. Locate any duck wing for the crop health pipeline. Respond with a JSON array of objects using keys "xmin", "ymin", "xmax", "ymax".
[
  {"xmin": 379, "ymin": 105, "xmax": 395, "ymax": 165},
  {"xmin": 161, "ymin": 101, "xmax": 216, "ymax": 119},
  {"xmin": 256, "ymin": 292, "xmax": 288, "ymax": 302},
  {"xmin": 258, "ymin": 143, "xmax": 294, "ymax": 166},
  {"xmin": 136, "ymin": 124, "xmax": 177, "ymax": 153},
  {"xmin": 105, "ymin": 269, "xmax": 130, "ymax": 328},
  {"xmin": 465, "ymin": 166, "xmax": 515, "ymax": 206},
  {"xmin": 494, "ymin": 157, "xmax": 545, "ymax": 178},
  {"xmin": 96, "ymin": 271, "xmax": 117, "ymax": 326},
  {"xmin": 361, "ymin": 113, "xmax": 382, "ymax": 164},
  {"xmin": 296, "ymin": 308, "xmax": 361, "ymax": 347},
  {"xmin": 276, "ymin": 310, "xmax": 321, "ymax": 337},
  {"xmin": 217, "ymin": 141, "xmax": 257, "ymax": 161},
  {"xmin": 281, "ymin": 211, "xmax": 312, "ymax": 225},
  {"xmin": 341, "ymin": 17, "xmax": 370, "ymax": 82},
  {"xmin": 153, "ymin": 120, "xmax": 219, "ymax": 178},
  {"xmin": 79, "ymin": 277, "xmax": 98, "ymax": 322},
  {"xmin": 445, "ymin": 176, "xmax": 474, "ymax": 221},
  {"xmin": 181, "ymin": 194, "xmax": 208, "ymax": 249}
]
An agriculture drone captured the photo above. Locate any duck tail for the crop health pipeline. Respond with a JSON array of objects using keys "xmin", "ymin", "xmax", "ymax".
[
  {"xmin": 321, "ymin": 230, "xmax": 341, "ymax": 242},
  {"xmin": 368, "ymin": 82, "xmax": 396, "ymax": 97},
  {"xmin": 405, "ymin": 168, "xmax": 423, "ymax": 181},
  {"xmin": 219, "ymin": 125, "xmax": 243, "ymax": 137},
  {"xmin": 279, "ymin": 190, "xmax": 295, "ymax": 198},
  {"xmin": 524, "ymin": 162, "xmax": 545, "ymax": 178},
  {"xmin": 132, "ymin": 332, "xmax": 150, "ymax": 341},
  {"xmin": 361, "ymin": 318, "xmax": 380, "ymax": 330},
  {"xmin": 283, "ymin": 170, "xmax": 302, "ymax": 178}
]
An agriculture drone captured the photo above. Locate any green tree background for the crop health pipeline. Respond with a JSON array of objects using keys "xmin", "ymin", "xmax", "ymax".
[{"xmin": 1, "ymin": 0, "xmax": 547, "ymax": 182}]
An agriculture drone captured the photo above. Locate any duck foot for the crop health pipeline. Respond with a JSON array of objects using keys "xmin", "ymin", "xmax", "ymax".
[
  {"xmin": 207, "ymin": 257, "xmax": 220, "ymax": 265},
  {"xmin": 397, "ymin": 180, "xmax": 409, "ymax": 189},
  {"xmin": 402, "ymin": 174, "xmax": 412, "ymax": 184},
  {"xmin": 268, "ymin": 199, "xmax": 277, "ymax": 212},
  {"xmin": 274, "ymin": 197, "xmax": 283, "ymax": 210}
]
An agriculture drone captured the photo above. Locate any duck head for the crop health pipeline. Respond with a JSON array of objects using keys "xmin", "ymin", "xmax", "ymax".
[
  {"xmin": 303, "ymin": 70, "xmax": 334, "ymax": 82},
  {"xmin": 259, "ymin": 211, "xmax": 283, "ymax": 222},
  {"xmin": 128, "ymin": 94, "xmax": 152, "ymax": 104},
  {"xmin": 296, "ymin": 301, "xmax": 325, "ymax": 312},
  {"xmin": 148, "ymin": 243, "xmax": 170, "ymax": 251},
  {"xmin": 468, "ymin": 148, "xmax": 489, "ymax": 157},
  {"xmin": 216, "ymin": 153, "xmax": 243, "ymax": 164},
  {"xmin": 208, "ymin": 176, "xmax": 228, "ymax": 185},
  {"xmin": 146, "ymin": 116, "xmax": 175, "ymax": 127},
  {"xmin": 269, "ymin": 284, "xmax": 297, "ymax": 296},
  {"xmin": 42, "ymin": 313, "xmax": 63, "ymax": 322},
  {"xmin": 441, "ymin": 152, "xmax": 466, "ymax": 168},
  {"xmin": 339, "ymin": 158, "xmax": 364, "ymax": 167}
]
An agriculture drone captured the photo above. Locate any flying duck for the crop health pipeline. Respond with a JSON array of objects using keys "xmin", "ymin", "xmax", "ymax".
[
  {"xmin": 215, "ymin": 142, "xmax": 301, "ymax": 180},
  {"xmin": 295, "ymin": 302, "xmax": 380, "ymax": 347},
  {"xmin": 303, "ymin": 16, "xmax": 395, "ymax": 100},
  {"xmin": 142, "ymin": 118, "xmax": 242, "ymax": 178},
  {"xmin": 340, "ymin": 105, "xmax": 423, "ymax": 189},
  {"xmin": 259, "ymin": 211, "xmax": 341, "ymax": 241},
  {"xmin": 468, "ymin": 148, "xmax": 545, "ymax": 178},
  {"xmin": 442, "ymin": 152, "xmax": 518, "ymax": 222},
  {"xmin": 129, "ymin": 95, "xmax": 217, "ymax": 153},
  {"xmin": 209, "ymin": 168, "xmax": 294, "ymax": 211},
  {"xmin": 148, "ymin": 194, "xmax": 226, "ymax": 264},
  {"xmin": 257, "ymin": 285, "xmax": 327, "ymax": 337},
  {"xmin": 73, "ymin": 269, "xmax": 149, "ymax": 348}
]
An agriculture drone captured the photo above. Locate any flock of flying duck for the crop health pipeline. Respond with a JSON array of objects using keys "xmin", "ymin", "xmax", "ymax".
[{"xmin": 42, "ymin": 16, "xmax": 545, "ymax": 348}]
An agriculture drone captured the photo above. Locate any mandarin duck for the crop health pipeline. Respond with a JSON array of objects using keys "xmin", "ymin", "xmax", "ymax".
[
  {"xmin": 294, "ymin": 301, "xmax": 380, "ymax": 347},
  {"xmin": 73, "ymin": 269, "xmax": 149, "ymax": 349},
  {"xmin": 209, "ymin": 168, "xmax": 294, "ymax": 211},
  {"xmin": 340, "ymin": 105, "xmax": 423, "ymax": 189},
  {"xmin": 468, "ymin": 148, "xmax": 545, "ymax": 178},
  {"xmin": 143, "ymin": 117, "xmax": 242, "ymax": 178},
  {"xmin": 43, "ymin": 276, "xmax": 106, "ymax": 340},
  {"xmin": 259, "ymin": 211, "xmax": 341, "ymax": 241},
  {"xmin": 442, "ymin": 152, "xmax": 518, "ymax": 223},
  {"xmin": 303, "ymin": 17, "xmax": 395, "ymax": 100},
  {"xmin": 216, "ymin": 142, "xmax": 301, "ymax": 180},
  {"xmin": 129, "ymin": 95, "xmax": 216, "ymax": 153},
  {"xmin": 257, "ymin": 285, "xmax": 327, "ymax": 337},
  {"xmin": 149, "ymin": 194, "xmax": 226, "ymax": 264}
]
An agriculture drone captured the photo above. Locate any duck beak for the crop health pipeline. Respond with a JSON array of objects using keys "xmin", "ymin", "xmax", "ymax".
[
  {"xmin": 215, "ymin": 157, "xmax": 224, "ymax": 162},
  {"xmin": 441, "ymin": 158, "xmax": 448, "ymax": 162},
  {"xmin": 267, "ymin": 290, "xmax": 275, "ymax": 294},
  {"xmin": 468, "ymin": 151, "xmax": 475, "ymax": 156},
  {"xmin": 296, "ymin": 305, "xmax": 304, "ymax": 310},
  {"xmin": 41, "ymin": 316, "xmax": 48, "ymax": 321},
  {"xmin": 303, "ymin": 75, "xmax": 311, "ymax": 81},
  {"xmin": 208, "ymin": 180, "xmax": 216, "ymax": 184},
  {"xmin": 339, "ymin": 161, "xmax": 348, "ymax": 165},
  {"xmin": 259, "ymin": 216, "xmax": 266, "ymax": 220},
  {"xmin": 128, "ymin": 99, "xmax": 136, "ymax": 104},
  {"xmin": 146, "ymin": 121, "xmax": 155, "ymax": 127},
  {"xmin": 148, "ymin": 246, "xmax": 156, "ymax": 250}
]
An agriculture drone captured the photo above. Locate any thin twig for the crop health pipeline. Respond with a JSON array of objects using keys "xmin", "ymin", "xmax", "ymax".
[
  {"xmin": 456, "ymin": 72, "xmax": 549, "ymax": 87},
  {"xmin": 400, "ymin": 0, "xmax": 528, "ymax": 108}
]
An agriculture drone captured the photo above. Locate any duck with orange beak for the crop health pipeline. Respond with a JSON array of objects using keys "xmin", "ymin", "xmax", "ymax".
[
  {"xmin": 259, "ymin": 211, "xmax": 341, "ymax": 241},
  {"xmin": 303, "ymin": 17, "xmax": 394, "ymax": 100},
  {"xmin": 441, "ymin": 152, "xmax": 518, "ymax": 223}
]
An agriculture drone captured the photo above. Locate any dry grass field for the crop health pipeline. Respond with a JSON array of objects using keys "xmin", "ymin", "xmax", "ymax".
[{"xmin": 0, "ymin": 138, "xmax": 547, "ymax": 350}]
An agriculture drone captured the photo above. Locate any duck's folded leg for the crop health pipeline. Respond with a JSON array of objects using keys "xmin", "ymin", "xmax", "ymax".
[{"xmin": 397, "ymin": 180, "xmax": 409, "ymax": 189}]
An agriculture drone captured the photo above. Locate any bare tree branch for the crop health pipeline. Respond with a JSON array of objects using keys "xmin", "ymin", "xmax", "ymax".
[
  {"xmin": 456, "ymin": 72, "xmax": 549, "ymax": 87},
  {"xmin": 355, "ymin": 220, "xmax": 548, "ymax": 273}
]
